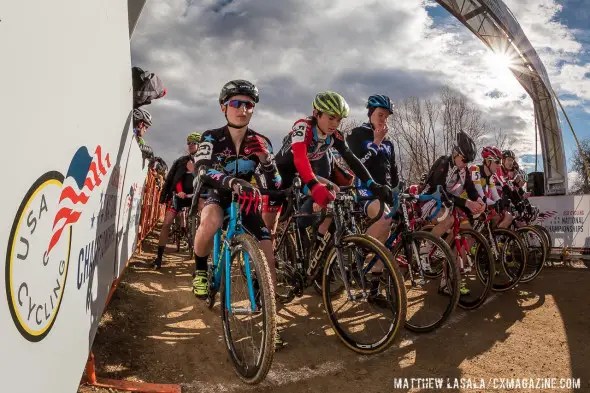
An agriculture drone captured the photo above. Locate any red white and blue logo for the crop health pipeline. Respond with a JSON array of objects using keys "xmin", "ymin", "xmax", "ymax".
[{"xmin": 6, "ymin": 145, "xmax": 111, "ymax": 342}]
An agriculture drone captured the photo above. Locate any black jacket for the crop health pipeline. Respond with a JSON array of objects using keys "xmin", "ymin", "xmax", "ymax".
[{"xmin": 159, "ymin": 154, "xmax": 193, "ymax": 204}]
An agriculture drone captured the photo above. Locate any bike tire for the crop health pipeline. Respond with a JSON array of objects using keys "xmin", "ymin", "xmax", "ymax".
[
  {"xmin": 220, "ymin": 233, "xmax": 276, "ymax": 384},
  {"xmin": 275, "ymin": 231, "xmax": 297, "ymax": 304},
  {"xmin": 489, "ymin": 228, "xmax": 527, "ymax": 292},
  {"xmin": 398, "ymin": 231, "xmax": 459, "ymax": 333},
  {"xmin": 454, "ymin": 228, "xmax": 495, "ymax": 310},
  {"xmin": 533, "ymin": 224, "xmax": 551, "ymax": 255},
  {"xmin": 516, "ymin": 226, "xmax": 547, "ymax": 283},
  {"xmin": 322, "ymin": 234, "xmax": 407, "ymax": 355}
]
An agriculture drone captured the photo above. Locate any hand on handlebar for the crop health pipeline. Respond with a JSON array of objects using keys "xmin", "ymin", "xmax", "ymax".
[
  {"xmin": 368, "ymin": 181, "xmax": 394, "ymax": 205},
  {"xmin": 230, "ymin": 179, "xmax": 262, "ymax": 215},
  {"xmin": 466, "ymin": 199, "xmax": 485, "ymax": 215},
  {"xmin": 310, "ymin": 183, "xmax": 336, "ymax": 208}
]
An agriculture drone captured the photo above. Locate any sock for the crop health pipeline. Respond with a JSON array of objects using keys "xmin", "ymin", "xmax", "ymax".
[
  {"xmin": 195, "ymin": 254, "xmax": 209, "ymax": 272},
  {"xmin": 157, "ymin": 246, "xmax": 165, "ymax": 259}
]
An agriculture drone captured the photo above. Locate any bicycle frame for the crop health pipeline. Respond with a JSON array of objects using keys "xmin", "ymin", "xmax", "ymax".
[
  {"xmin": 210, "ymin": 201, "xmax": 258, "ymax": 313},
  {"xmin": 472, "ymin": 207, "xmax": 500, "ymax": 259}
]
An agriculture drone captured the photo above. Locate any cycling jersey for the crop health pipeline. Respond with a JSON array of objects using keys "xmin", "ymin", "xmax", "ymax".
[
  {"xmin": 193, "ymin": 126, "xmax": 280, "ymax": 241},
  {"xmin": 175, "ymin": 172, "xmax": 194, "ymax": 195},
  {"xmin": 346, "ymin": 122, "xmax": 399, "ymax": 188},
  {"xmin": 422, "ymin": 155, "xmax": 478, "ymax": 208},
  {"xmin": 466, "ymin": 164, "xmax": 500, "ymax": 205},
  {"xmin": 275, "ymin": 117, "xmax": 373, "ymax": 189},
  {"xmin": 194, "ymin": 126, "xmax": 280, "ymax": 192},
  {"xmin": 160, "ymin": 154, "xmax": 195, "ymax": 204},
  {"xmin": 495, "ymin": 166, "xmax": 516, "ymax": 196}
]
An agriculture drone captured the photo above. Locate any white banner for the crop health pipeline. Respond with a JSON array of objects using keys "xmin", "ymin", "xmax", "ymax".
[
  {"xmin": 530, "ymin": 195, "xmax": 590, "ymax": 250},
  {"xmin": 0, "ymin": 1, "xmax": 149, "ymax": 393},
  {"xmin": 115, "ymin": 141, "xmax": 148, "ymax": 279}
]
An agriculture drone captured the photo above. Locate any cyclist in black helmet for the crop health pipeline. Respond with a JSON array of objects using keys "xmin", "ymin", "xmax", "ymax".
[
  {"xmin": 191, "ymin": 80, "xmax": 285, "ymax": 348},
  {"xmin": 421, "ymin": 131, "xmax": 485, "ymax": 238}
]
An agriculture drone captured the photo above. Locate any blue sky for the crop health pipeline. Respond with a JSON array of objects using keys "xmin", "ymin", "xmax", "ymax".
[
  {"xmin": 132, "ymin": 0, "xmax": 590, "ymax": 187},
  {"xmin": 426, "ymin": 0, "xmax": 590, "ymax": 173}
]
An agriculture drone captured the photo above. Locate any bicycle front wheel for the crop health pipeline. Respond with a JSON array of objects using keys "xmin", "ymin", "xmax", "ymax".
[
  {"xmin": 220, "ymin": 234, "xmax": 276, "ymax": 384},
  {"xmin": 397, "ymin": 231, "xmax": 459, "ymax": 333},
  {"xmin": 322, "ymin": 234, "xmax": 407, "ymax": 355}
]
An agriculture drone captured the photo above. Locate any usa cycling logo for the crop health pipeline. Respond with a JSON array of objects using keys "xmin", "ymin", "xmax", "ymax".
[{"xmin": 5, "ymin": 145, "xmax": 111, "ymax": 341}]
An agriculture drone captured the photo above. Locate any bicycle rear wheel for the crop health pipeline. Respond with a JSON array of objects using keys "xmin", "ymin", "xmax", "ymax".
[
  {"xmin": 488, "ymin": 228, "xmax": 527, "ymax": 291},
  {"xmin": 322, "ymin": 234, "xmax": 407, "ymax": 354},
  {"xmin": 397, "ymin": 231, "xmax": 459, "ymax": 333},
  {"xmin": 220, "ymin": 234, "xmax": 276, "ymax": 384},
  {"xmin": 533, "ymin": 224, "xmax": 551, "ymax": 254},
  {"xmin": 516, "ymin": 226, "xmax": 547, "ymax": 283}
]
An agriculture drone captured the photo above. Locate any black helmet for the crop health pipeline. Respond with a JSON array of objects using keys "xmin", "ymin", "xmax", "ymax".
[
  {"xmin": 502, "ymin": 149, "xmax": 516, "ymax": 159},
  {"xmin": 219, "ymin": 79, "xmax": 259, "ymax": 104},
  {"xmin": 453, "ymin": 131, "xmax": 476, "ymax": 163}
]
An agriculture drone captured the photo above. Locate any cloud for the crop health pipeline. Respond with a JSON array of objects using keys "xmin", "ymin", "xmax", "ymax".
[{"xmin": 131, "ymin": 0, "xmax": 588, "ymax": 167}]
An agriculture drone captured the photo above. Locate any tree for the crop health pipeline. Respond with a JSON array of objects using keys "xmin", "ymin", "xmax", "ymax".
[
  {"xmin": 571, "ymin": 138, "xmax": 590, "ymax": 194},
  {"xmin": 385, "ymin": 86, "xmax": 501, "ymax": 185}
]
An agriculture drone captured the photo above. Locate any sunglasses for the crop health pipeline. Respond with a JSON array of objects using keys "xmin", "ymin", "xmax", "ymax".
[
  {"xmin": 187, "ymin": 141, "xmax": 198, "ymax": 146},
  {"xmin": 225, "ymin": 99, "xmax": 255, "ymax": 110}
]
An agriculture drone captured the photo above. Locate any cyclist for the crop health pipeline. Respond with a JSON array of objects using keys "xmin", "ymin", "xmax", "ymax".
[
  {"xmin": 190, "ymin": 80, "xmax": 285, "ymax": 347},
  {"xmin": 420, "ymin": 132, "xmax": 485, "ymax": 295},
  {"xmin": 274, "ymin": 91, "xmax": 393, "ymax": 265},
  {"xmin": 151, "ymin": 132, "xmax": 201, "ymax": 269},
  {"xmin": 467, "ymin": 146, "xmax": 513, "ymax": 229},
  {"xmin": 497, "ymin": 149, "xmax": 517, "ymax": 185},
  {"xmin": 422, "ymin": 132, "xmax": 484, "ymax": 233},
  {"xmin": 346, "ymin": 94, "xmax": 398, "ymax": 246},
  {"xmin": 133, "ymin": 108, "xmax": 152, "ymax": 146}
]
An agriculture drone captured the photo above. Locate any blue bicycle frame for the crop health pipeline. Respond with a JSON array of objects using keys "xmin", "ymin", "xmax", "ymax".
[
  {"xmin": 210, "ymin": 201, "xmax": 259, "ymax": 313},
  {"xmin": 360, "ymin": 185, "xmax": 444, "ymax": 274}
]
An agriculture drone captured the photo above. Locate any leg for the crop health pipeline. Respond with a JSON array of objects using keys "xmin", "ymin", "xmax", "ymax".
[
  {"xmin": 364, "ymin": 200, "xmax": 392, "ymax": 276},
  {"xmin": 365, "ymin": 200, "xmax": 392, "ymax": 244},
  {"xmin": 152, "ymin": 207, "xmax": 177, "ymax": 268},
  {"xmin": 498, "ymin": 211, "xmax": 513, "ymax": 229},
  {"xmin": 192, "ymin": 201, "xmax": 223, "ymax": 299}
]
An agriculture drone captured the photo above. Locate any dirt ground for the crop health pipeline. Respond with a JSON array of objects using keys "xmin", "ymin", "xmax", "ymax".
[{"xmin": 78, "ymin": 226, "xmax": 590, "ymax": 393}]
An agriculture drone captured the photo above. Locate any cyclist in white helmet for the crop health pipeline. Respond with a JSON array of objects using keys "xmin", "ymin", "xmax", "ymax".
[{"xmin": 133, "ymin": 108, "xmax": 152, "ymax": 146}]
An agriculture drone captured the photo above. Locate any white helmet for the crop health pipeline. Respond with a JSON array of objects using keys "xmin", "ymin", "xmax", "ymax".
[{"xmin": 133, "ymin": 108, "xmax": 152, "ymax": 127}]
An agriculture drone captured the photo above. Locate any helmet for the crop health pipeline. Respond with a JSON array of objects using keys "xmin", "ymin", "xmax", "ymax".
[
  {"xmin": 187, "ymin": 132, "xmax": 201, "ymax": 143},
  {"xmin": 133, "ymin": 108, "xmax": 152, "ymax": 127},
  {"xmin": 312, "ymin": 91, "xmax": 350, "ymax": 118},
  {"xmin": 502, "ymin": 149, "xmax": 516, "ymax": 159},
  {"xmin": 366, "ymin": 94, "xmax": 394, "ymax": 114},
  {"xmin": 481, "ymin": 146, "xmax": 502, "ymax": 161},
  {"xmin": 453, "ymin": 131, "xmax": 476, "ymax": 163},
  {"xmin": 219, "ymin": 79, "xmax": 259, "ymax": 104}
]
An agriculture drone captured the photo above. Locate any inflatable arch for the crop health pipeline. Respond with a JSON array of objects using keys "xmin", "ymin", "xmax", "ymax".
[{"xmin": 436, "ymin": 0, "xmax": 568, "ymax": 195}]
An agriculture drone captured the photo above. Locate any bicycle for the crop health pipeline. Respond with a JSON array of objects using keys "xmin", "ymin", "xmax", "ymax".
[
  {"xmin": 170, "ymin": 193, "xmax": 194, "ymax": 257},
  {"xmin": 188, "ymin": 171, "xmax": 276, "ymax": 384},
  {"xmin": 421, "ymin": 203, "xmax": 495, "ymax": 311},
  {"xmin": 509, "ymin": 202, "xmax": 548, "ymax": 283},
  {"xmin": 362, "ymin": 185, "xmax": 460, "ymax": 333},
  {"xmin": 471, "ymin": 204, "xmax": 527, "ymax": 292},
  {"xmin": 274, "ymin": 176, "xmax": 407, "ymax": 354}
]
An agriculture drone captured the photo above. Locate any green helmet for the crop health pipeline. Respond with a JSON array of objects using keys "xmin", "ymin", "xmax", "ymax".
[
  {"xmin": 187, "ymin": 132, "xmax": 201, "ymax": 143},
  {"xmin": 312, "ymin": 91, "xmax": 350, "ymax": 118}
]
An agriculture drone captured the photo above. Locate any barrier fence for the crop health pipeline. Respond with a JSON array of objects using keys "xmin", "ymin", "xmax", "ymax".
[{"xmin": 137, "ymin": 168, "xmax": 165, "ymax": 253}]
